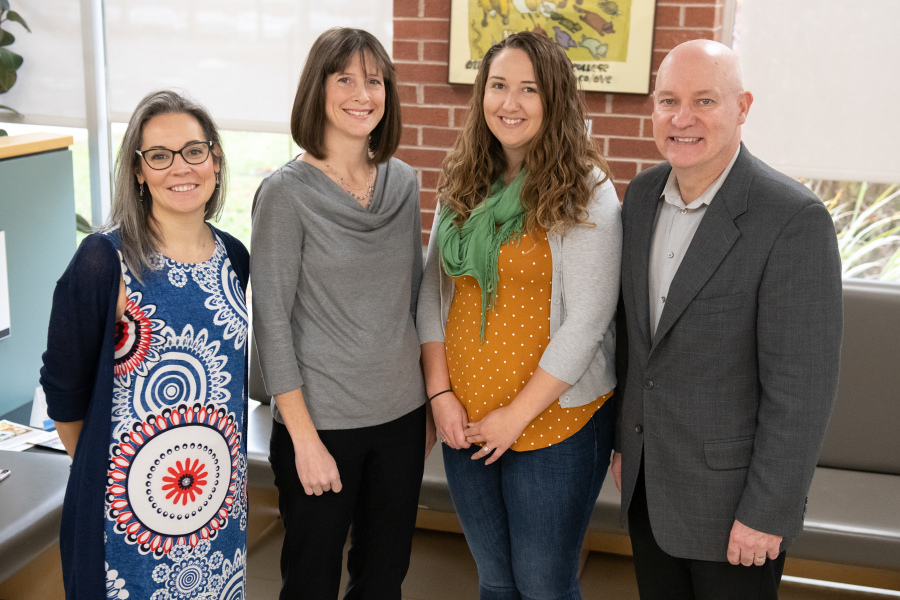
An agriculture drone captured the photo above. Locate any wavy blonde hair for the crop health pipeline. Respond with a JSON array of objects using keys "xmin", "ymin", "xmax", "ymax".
[{"xmin": 438, "ymin": 31, "xmax": 609, "ymax": 234}]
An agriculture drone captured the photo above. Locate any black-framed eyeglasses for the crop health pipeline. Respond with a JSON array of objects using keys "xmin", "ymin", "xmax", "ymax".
[{"xmin": 136, "ymin": 140, "xmax": 213, "ymax": 170}]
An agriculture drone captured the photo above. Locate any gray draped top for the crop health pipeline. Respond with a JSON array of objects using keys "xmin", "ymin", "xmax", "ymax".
[{"xmin": 250, "ymin": 158, "xmax": 425, "ymax": 429}]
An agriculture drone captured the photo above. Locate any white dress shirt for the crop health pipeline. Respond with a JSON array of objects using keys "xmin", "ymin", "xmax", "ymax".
[{"xmin": 648, "ymin": 148, "xmax": 741, "ymax": 336}]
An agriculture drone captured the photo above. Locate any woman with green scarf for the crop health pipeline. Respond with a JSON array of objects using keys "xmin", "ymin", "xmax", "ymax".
[{"xmin": 417, "ymin": 32, "xmax": 622, "ymax": 599}]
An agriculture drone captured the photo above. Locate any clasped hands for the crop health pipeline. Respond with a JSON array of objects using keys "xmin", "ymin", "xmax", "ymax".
[{"xmin": 431, "ymin": 392, "xmax": 528, "ymax": 466}]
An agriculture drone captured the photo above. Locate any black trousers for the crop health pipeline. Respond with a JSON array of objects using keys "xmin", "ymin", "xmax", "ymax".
[
  {"xmin": 628, "ymin": 461, "xmax": 786, "ymax": 600},
  {"xmin": 269, "ymin": 405, "xmax": 426, "ymax": 600}
]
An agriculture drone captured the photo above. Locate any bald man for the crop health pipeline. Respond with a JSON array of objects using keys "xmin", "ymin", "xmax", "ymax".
[{"xmin": 611, "ymin": 40, "xmax": 843, "ymax": 598}]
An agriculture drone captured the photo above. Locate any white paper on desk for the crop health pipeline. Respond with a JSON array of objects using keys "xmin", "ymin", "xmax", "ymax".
[
  {"xmin": 0, "ymin": 420, "xmax": 48, "ymax": 452},
  {"xmin": 29, "ymin": 430, "xmax": 66, "ymax": 452},
  {"xmin": 30, "ymin": 386, "xmax": 54, "ymax": 430}
]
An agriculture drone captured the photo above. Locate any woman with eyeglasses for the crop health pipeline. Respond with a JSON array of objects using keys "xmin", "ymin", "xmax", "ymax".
[
  {"xmin": 40, "ymin": 89, "xmax": 250, "ymax": 599},
  {"xmin": 251, "ymin": 28, "xmax": 432, "ymax": 598}
]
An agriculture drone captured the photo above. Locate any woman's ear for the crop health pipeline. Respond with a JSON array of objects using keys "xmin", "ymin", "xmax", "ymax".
[
  {"xmin": 135, "ymin": 172, "xmax": 145, "ymax": 186},
  {"xmin": 212, "ymin": 144, "xmax": 222, "ymax": 173}
]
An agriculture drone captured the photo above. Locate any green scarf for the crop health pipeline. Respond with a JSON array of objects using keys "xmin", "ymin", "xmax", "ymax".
[{"xmin": 438, "ymin": 171, "xmax": 527, "ymax": 342}]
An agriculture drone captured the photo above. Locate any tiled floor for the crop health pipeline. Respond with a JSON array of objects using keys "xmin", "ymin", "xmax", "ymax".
[{"xmin": 247, "ymin": 519, "xmax": 897, "ymax": 599}]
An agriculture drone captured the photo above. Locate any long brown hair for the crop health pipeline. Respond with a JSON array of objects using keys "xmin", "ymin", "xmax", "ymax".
[
  {"xmin": 290, "ymin": 28, "xmax": 401, "ymax": 164},
  {"xmin": 438, "ymin": 31, "xmax": 609, "ymax": 234}
]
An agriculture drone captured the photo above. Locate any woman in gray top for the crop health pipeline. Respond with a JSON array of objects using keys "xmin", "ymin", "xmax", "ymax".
[{"xmin": 250, "ymin": 28, "xmax": 432, "ymax": 599}]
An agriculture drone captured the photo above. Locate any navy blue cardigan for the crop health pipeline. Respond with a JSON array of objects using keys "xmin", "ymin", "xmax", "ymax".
[{"xmin": 39, "ymin": 227, "xmax": 249, "ymax": 599}]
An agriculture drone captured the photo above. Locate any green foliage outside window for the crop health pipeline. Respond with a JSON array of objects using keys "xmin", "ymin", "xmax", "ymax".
[{"xmin": 805, "ymin": 180, "xmax": 900, "ymax": 282}]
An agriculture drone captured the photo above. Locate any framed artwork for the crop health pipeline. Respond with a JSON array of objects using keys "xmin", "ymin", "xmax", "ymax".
[{"xmin": 448, "ymin": 0, "xmax": 657, "ymax": 94}]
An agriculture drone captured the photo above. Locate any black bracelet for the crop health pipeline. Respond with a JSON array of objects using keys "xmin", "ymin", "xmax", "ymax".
[{"xmin": 428, "ymin": 389, "xmax": 453, "ymax": 401}]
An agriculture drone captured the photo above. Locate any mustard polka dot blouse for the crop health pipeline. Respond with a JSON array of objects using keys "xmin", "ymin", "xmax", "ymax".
[{"xmin": 444, "ymin": 230, "xmax": 612, "ymax": 451}]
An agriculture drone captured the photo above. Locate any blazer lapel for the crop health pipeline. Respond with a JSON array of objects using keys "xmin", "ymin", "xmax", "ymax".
[
  {"xmin": 651, "ymin": 146, "xmax": 753, "ymax": 351},
  {"xmin": 630, "ymin": 169, "xmax": 671, "ymax": 347}
]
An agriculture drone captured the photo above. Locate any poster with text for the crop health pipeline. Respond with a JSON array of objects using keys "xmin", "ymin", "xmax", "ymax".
[{"xmin": 449, "ymin": 0, "xmax": 656, "ymax": 94}]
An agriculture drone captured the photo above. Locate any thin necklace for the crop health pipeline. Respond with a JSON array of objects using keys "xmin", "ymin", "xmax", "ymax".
[
  {"xmin": 159, "ymin": 232, "xmax": 209, "ymax": 264},
  {"xmin": 325, "ymin": 161, "xmax": 376, "ymax": 207}
]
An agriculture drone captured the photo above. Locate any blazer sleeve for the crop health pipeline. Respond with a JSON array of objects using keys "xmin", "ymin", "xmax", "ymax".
[
  {"xmin": 613, "ymin": 178, "xmax": 637, "ymax": 453},
  {"xmin": 613, "ymin": 291, "xmax": 628, "ymax": 451},
  {"xmin": 40, "ymin": 234, "xmax": 120, "ymax": 422},
  {"xmin": 735, "ymin": 200, "xmax": 843, "ymax": 539},
  {"xmin": 538, "ymin": 177, "xmax": 622, "ymax": 385},
  {"xmin": 416, "ymin": 203, "xmax": 447, "ymax": 344}
]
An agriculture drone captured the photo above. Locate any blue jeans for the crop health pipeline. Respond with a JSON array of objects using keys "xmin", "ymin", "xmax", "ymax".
[{"xmin": 442, "ymin": 399, "xmax": 614, "ymax": 600}]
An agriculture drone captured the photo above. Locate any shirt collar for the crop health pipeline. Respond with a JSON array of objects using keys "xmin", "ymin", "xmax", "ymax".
[{"xmin": 660, "ymin": 146, "xmax": 742, "ymax": 210}]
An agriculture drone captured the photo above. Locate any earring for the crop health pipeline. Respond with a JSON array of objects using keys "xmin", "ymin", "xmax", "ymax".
[
  {"xmin": 139, "ymin": 183, "xmax": 144, "ymax": 201},
  {"xmin": 215, "ymin": 172, "xmax": 220, "ymax": 189}
]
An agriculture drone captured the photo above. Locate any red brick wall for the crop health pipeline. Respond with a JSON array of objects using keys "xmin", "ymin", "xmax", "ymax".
[{"xmin": 393, "ymin": 0, "xmax": 727, "ymax": 237}]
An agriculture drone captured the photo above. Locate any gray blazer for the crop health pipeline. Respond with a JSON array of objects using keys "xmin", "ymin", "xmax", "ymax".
[{"xmin": 615, "ymin": 144, "xmax": 843, "ymax": 561}]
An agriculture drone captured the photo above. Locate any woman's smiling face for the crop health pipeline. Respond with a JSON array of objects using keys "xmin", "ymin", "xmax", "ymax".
[
  {"xmin": 483, "ymin": 48, "xmax": 544, "ymax": 168},
  {"xmin": 323, "ymin": 52, "xmax": 386, "ymax": 145},
  {"xmin": 136, "ymin": 112, "xmax": 218, "ymax": 223}
]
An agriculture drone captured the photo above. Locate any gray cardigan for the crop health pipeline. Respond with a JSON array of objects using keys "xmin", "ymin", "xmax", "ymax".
[
  {"xmin": 251, "ymin": 158, "xmax": 425, "ymax": 429},
  {"xmin": 417, "ymin": 171, "xmax": 622, "ymax": 408}
]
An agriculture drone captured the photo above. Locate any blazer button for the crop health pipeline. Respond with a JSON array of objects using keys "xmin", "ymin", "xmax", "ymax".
[
  {"xmin": 644, "ymin": 379, "xmax": 654, "ymax": 390},
  {"xmin": 634, "ymin": 424, "xmax": 643, "ymax": 434}
]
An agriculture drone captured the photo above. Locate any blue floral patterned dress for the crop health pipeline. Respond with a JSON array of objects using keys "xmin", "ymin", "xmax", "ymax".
[{"xmin": 102, "ymin": 229, "xmax": 248, "ymax": 600}]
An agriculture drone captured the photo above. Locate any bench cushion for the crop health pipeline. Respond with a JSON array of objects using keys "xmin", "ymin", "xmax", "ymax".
[
  {"xmin": 792, "ymin": 467, "xmax": 900, "ymax": 571},
  {"xmin": 818, "ymin": 280, "xmax": 900, "ymax": 475},
  {"xmin": 247, "ymin": 400, "xmax": 275, "ymax": 490},
  {"xmin": 248, "ymin": 400, "xmax": 900, "ymax": 572},
  {"xmin": 0, "ymin": 450, "xmax": 71, "ymax": 583},
  {"xmin": 415, "ymin": 447, "xmax": 900, "ymax": 571}
]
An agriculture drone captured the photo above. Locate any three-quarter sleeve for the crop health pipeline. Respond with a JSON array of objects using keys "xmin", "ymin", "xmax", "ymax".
[
  {"xmin": 408, "ymin": 177, "xmax": 424, "ymax": 322},
  {"xmin": 416, "ymin": 205, "xmax": 448, "ymax": 344},
  {"xmin": 538, "ymin": 177, "xmax": 622, "ymax": 385},
  {"xmin": 40, "ymin": 234, "xmax": 120, "ymax": 422},
  {"xmin": 250, "ymin": 175, "xmax": 307, "ymax": 397}
]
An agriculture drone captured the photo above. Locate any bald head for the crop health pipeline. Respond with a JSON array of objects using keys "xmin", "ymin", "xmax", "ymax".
[
  {"xmin": 657, "ymin": 40, "xmax": 745, "ymax": 96},
  {"xmin": 651, "ymin": 39, "xmax": 753, "ymax": 201}
]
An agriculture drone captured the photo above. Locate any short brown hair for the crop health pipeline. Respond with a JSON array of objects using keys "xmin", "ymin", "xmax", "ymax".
[{"xmin": 290, "ymin": 28, "xmax": 400, "ymax": 164}]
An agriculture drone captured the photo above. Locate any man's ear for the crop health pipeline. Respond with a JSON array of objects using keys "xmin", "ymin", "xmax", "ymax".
[{"xmin": 737, "ymin": 90, "xmax": 754, "ymax": 125}]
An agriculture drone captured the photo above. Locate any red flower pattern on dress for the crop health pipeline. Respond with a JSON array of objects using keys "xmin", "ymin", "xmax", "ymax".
[
  {"xmin": 106, "ymin": 403, "xmax": 241, "ymax": 557},
  {"xmin": 162, "ymin": 458, "xmax": 208, "ymax": 505},
  {"xmin": 114, "ymin": 294, "xmax": 163, "ymax": 383}
]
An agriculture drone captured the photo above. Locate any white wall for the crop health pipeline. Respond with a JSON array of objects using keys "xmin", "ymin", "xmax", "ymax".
[
  {"xmin": 3, "ymin": 0, "xmax": 394, "ymax": 132},
  {"xmin": 0, "ymin": 1, "xmax": 85, "ymax": 127},
  {"xmin": 734, "ymin": 0, "xmax": 900, "ymax": 183}
]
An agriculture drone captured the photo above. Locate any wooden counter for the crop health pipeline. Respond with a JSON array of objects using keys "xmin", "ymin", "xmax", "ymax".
[{"xmin": 0, "ymin": 133, "xmax": 74, "ymax": 160}]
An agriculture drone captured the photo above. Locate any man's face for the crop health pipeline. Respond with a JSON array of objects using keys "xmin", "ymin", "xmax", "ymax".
[{"xmin": 651, "ymin": 47, "xmax": 751, "ymax": 187}]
